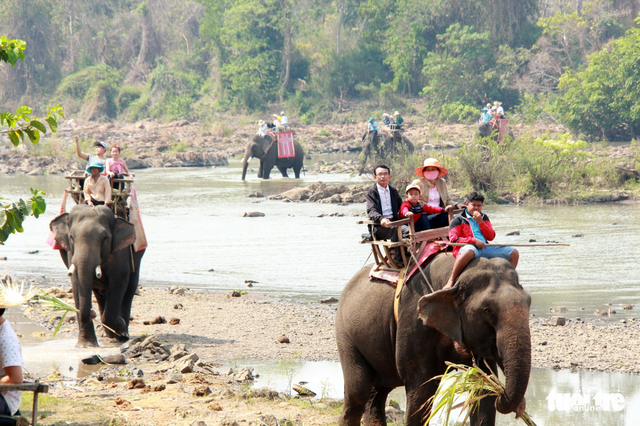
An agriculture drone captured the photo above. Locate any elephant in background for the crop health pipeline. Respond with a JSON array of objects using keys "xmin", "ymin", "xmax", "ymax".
[
  {"xmin": 360, "ymin": 132, "xmax": 414, "ymax": 166},
  {"xmin": 50, "ymin": 204, "xmax": 145, "ymax": 347},
  {"xmin": 241, "ymin": 135, "xmax": 304, "ymax": 180},
  {"xmin": 335, "ymin": 254, "xmax": 531, "ymax": 426}
]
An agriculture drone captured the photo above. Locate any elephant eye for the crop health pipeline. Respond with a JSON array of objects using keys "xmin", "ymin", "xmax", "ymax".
[{"xmin": 483, "ymin": 306, "xmax": 493, "ymax": 315}]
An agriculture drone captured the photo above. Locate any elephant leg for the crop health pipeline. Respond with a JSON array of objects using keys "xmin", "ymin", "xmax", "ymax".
[
  {"xmin": 405, "ymin": 379, "xmax": 439, "ymax": 426},
  {"xmin": 363, "ymin": 385, "xmax": 392, "ymax": 426},
  {"xmin": 120, "ymin": 249, "xmax": 144, "ymax": 332},
  {"xmin": 72, "ymin": 274, "xmax": 99, "ymax": 347},
  {"xmin": 277, "ymin": 165, "xmax": 289, "ymax": 178},
  {"xmin": 339, "ymin": 350, "xmax": 376, "ymax": 426},
  {"xmin": 263, "ymin": 165, "xmax": 272, "ymax": 179},
  {"xmin": 101, "ymin": 267, "xmax": 129, "ymax": 341}
]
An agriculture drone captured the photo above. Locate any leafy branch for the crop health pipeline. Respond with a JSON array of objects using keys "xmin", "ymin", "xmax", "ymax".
[
  {"xmin": 0, "ymin": 105, "xmax": 64, "ymax": 146},
  {"xmin": 0, "ymin": 189, "xmax": 47, "ymax": 245}
]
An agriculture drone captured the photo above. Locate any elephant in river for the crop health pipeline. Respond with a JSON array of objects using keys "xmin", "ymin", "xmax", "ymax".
[
  {"xmin": 335, "ymin": 254, "xmax": 531, "ymax": 426},
  {"xmin": 50, "ymin": 204, "xmax": 145, "ymax": 347},
  {"xmin": 361, "ymin": 132, "xmax": 414, "ymax": 166},
  {"xmin": 241, "ymin": 135, "xmax": 304, "ymax": 180}
]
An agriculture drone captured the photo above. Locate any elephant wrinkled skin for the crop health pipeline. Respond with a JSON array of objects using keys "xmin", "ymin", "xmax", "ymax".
[
  {"xmin": 241, "ymin": 135, "xmax": 304, "ymax": 180},
  {"xmin": 335, "ymin": 254, "xmax": 531, "ymax": 426},
  {"xmin": 50, "ymin": 204, "xmax": 145, "ymax": 347}
]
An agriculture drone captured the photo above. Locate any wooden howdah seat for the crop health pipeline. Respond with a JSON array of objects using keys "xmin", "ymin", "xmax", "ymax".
[
  {"xmin": 359, "ymin": 208, "xmax": 463, "ymax": 274},
  {"xmin": 64, "ymin": 170, "xmax": 135, "ymax": 220}
]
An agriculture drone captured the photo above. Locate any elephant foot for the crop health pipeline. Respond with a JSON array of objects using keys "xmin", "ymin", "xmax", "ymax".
[{"xmin": 76, "ymin": 339, "xmax": 100, "ymax": 348}]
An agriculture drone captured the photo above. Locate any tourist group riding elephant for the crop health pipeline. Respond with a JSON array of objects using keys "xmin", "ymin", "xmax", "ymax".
[
  {"xmin": 361, "ymin": 132, "xmax": 414, "ymax": 166},
  {"xmin": 50, "ymin": 204, "xmax": 145, "ymax": 347},
  {"xmin": 241, "ymin": 135, "xmax": 304, "ymax": 180},
  {"xmin": 335, "ymin": 254, "xmax": 531, "ymax": 426}
]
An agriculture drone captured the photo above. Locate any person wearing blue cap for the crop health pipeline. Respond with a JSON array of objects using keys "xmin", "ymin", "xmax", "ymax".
[
  {"xmin": 83, "ymin": 160, "xmax": 112, "ymax": 207},
  {"xmin": 481, "ymin": 107, "xmax": 492, "ymax": 124},
  {"xmin": 362, "ymin": 117, "xmax": 378, "ymax": 142}
]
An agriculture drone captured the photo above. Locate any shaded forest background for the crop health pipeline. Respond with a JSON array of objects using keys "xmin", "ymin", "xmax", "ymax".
[{"xmin": 2, "ymin": 0, "xmax": 640, "ymax": 140}]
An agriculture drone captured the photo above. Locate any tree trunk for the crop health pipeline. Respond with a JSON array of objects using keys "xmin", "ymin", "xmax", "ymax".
[
  {"xmin": 282, "ymin": 25, "xmax": 292, "ymax": 89},
  {"xmin": 336, "ymin": 0, "xmax": 343, "ymax": 56}
]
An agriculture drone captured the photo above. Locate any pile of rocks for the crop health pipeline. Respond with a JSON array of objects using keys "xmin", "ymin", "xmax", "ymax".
[
  {"xmin": 268, "ymin": 181, "xmax": 368, "ymax": 204},
  {"xmin": 307, "ymin": 159, "xmax": 359, "ymax": 175}
]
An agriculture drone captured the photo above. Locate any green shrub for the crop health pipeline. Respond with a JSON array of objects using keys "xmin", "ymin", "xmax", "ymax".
[
  {"xmin": 56, "ymin": 65, "xmax": 121, "ymax": 117},
  {"xmin": 117, "ymin": 86, "xmax": 143, "ymax": 113}
]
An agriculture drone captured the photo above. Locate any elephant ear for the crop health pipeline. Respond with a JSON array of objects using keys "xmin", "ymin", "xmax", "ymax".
[
  {"xmin": 417, "ymin": 287, "xmax": 463, "ymax": 345},
  {"xmin": 112, "ymin": 218, "xmax": 136, "ymax": 253},
  {"xmin": 49, "ymin": 213, "xmax": 71, "ymax": 251}
]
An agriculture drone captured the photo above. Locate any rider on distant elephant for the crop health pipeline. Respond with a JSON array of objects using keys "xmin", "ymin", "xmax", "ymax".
[
  {"xmin": 393, "ymin": 111, "xmax": 404, "ymax": 128},
  {"xmin": 361, "ymin": 117, "xmax": 378, "ymax": 142},
  {"xmin": 481, "ymin": 107, "xmax": 492, "ymax": 124}
]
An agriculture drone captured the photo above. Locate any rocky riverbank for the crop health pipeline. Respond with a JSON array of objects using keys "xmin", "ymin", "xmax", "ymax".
[{"xmin": 6, "ymin": 281, "xmax": 640, "ymax": 425}]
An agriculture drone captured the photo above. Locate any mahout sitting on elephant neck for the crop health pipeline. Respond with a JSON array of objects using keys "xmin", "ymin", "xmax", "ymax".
[{"xmin": 335, "ymin": 253, "xmax": 531, "ymax": 426}]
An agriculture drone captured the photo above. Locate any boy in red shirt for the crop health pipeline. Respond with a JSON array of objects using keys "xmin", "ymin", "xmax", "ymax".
[
  {"xmin": 443, "ymin": 191, "xmax": 519, "ymax": 289},
  {"xmin": 399, "ymin": 184, "xmax": 448, "ymax": 232}
]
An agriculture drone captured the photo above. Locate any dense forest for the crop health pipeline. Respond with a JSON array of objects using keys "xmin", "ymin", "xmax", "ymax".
[{"xmin": 1, "ymin": 0, "xmax": 640, "ymax": 139}]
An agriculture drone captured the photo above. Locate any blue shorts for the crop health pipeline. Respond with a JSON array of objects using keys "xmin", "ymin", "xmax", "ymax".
[{"xmin": 459, "ymin": 244, "xmax": 515, "ymax": 260}]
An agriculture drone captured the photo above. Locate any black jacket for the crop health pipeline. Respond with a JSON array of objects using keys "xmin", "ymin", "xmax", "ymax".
[{"xmin": 366, "ymin": 183, "xmax": 402, "ymax": 224}]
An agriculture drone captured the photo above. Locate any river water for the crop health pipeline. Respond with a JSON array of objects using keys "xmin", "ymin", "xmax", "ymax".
[{"xmin": 1, "ymin": 154, "xmax": 639, "ymax": 424}]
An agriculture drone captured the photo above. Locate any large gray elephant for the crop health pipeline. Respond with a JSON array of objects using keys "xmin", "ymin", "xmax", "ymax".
[
  {"xmin": 241, "ymin": 135, "xmax": 304, "ymax": 180},
  {"xmin": 335, "ymin": 254, "xmax": 531, "ymax": 426},
  {"xmin": 50, "ymin": 204, "xmax": 145, "ymax": 347}
]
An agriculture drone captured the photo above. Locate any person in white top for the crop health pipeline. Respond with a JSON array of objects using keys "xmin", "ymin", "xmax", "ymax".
[
  {"xmin": 493, "ymin": 101, "xmax": 505, "ymax": 118},
  {"xmin": 256, "ymin": 120, "xmax": 268, "ymax": 137},
  {"xmin": 0, "ymin": 280, "xmax": 37, "ymax": 416},
  {"xmin": 280, "ymin": 111, "xmax": 289, "ymax": 127},
  {"xmin": 272, "ymin": 114, "xmax": 281, "ymax": 129}
]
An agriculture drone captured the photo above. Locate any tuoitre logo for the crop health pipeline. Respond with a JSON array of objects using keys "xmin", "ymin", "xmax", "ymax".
[{"xmin": 546, "ymin": 388, "xmax": 625, "ymax": 412}]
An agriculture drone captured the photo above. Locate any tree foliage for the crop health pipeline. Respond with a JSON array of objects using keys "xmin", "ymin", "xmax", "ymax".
[{"xmin": 552, "ymin": 20, "xmax": 640, "ymax": 140}]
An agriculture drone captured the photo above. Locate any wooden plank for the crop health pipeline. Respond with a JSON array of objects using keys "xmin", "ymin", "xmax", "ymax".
[
  {"xmin": 0, "ymin": 383, "xmax": 48, "ymax": 392},
  {"xmin": 413, "ymin": 227, "xmax": 449, "ymax": 243},
  {"xmin": 369, "ymin": 240, "xmax": 405, "ymax": 248}
]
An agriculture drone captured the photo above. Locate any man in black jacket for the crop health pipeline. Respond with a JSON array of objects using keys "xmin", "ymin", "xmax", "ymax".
[{"xmin": 365, "ymin": 165, "xmax": 408, "ymax": 242}]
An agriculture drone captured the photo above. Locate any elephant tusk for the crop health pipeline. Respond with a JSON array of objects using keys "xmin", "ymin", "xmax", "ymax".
[
  {"xmin": 67, "ymin": 264, "xmax": 76, "ymax": 277},
  {"xmin": 95, "ymin": 265, "xmax": 102, "ymax": 279},
  {"xmin": 247, "ymin": 156, "xmax": 252, "ymax": 163}
]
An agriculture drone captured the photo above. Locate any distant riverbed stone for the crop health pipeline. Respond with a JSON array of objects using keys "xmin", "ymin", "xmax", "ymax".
[{"xmin": 269, "ymin": 181, "xmax": 367, "ymax": 204}]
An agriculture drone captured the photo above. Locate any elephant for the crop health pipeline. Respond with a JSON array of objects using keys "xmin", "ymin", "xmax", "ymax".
[
  {"xmin": 477, "ymin": 121, "xmax": 494, "ymax": 138},
  {"xmin": 50, "ymin": 204, "xmax": 145, "ymax": 347},
  {"xmin": 241, "ymin": 135, "xmax": 304, "ymax": 180},
  {"xmin": 361, "ymin": 132, "xmax": 414, "ymax": 167},
  {"xmin": 335, "ymin": 254, "xmax": 531, "ymax": 426},
  {"xmin": 477, "ymin": 121, "xmax": 514, "ymax": 141}
]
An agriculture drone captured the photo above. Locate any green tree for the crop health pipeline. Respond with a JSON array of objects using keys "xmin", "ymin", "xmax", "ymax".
[
  {"xmin": 421, "ymin": 24, "xmax": 497, "ymax": 107},
  {"xmin": 552, "ymin": 20, "xmax": 640, "ymax": 140}
]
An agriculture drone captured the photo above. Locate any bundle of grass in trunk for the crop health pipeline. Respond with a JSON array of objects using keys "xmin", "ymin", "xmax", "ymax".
[{"xmin": 424, "ymin": 361, "xmax": 536, "ymax": 426}]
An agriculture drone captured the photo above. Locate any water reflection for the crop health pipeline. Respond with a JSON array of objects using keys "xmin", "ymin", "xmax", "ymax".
[{"xmin": 235, "ymin": 360, "xmax": 640, "ymax": 426}]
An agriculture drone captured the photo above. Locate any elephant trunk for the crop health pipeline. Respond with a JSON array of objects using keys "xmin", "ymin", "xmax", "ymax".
[
  {"xmin": 495, "ymin": 307, "xmax": 532, "ymax": 415},
  {"xmin": 241, "ymin": 153, "xmax": 251, "ymax": 181}
]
